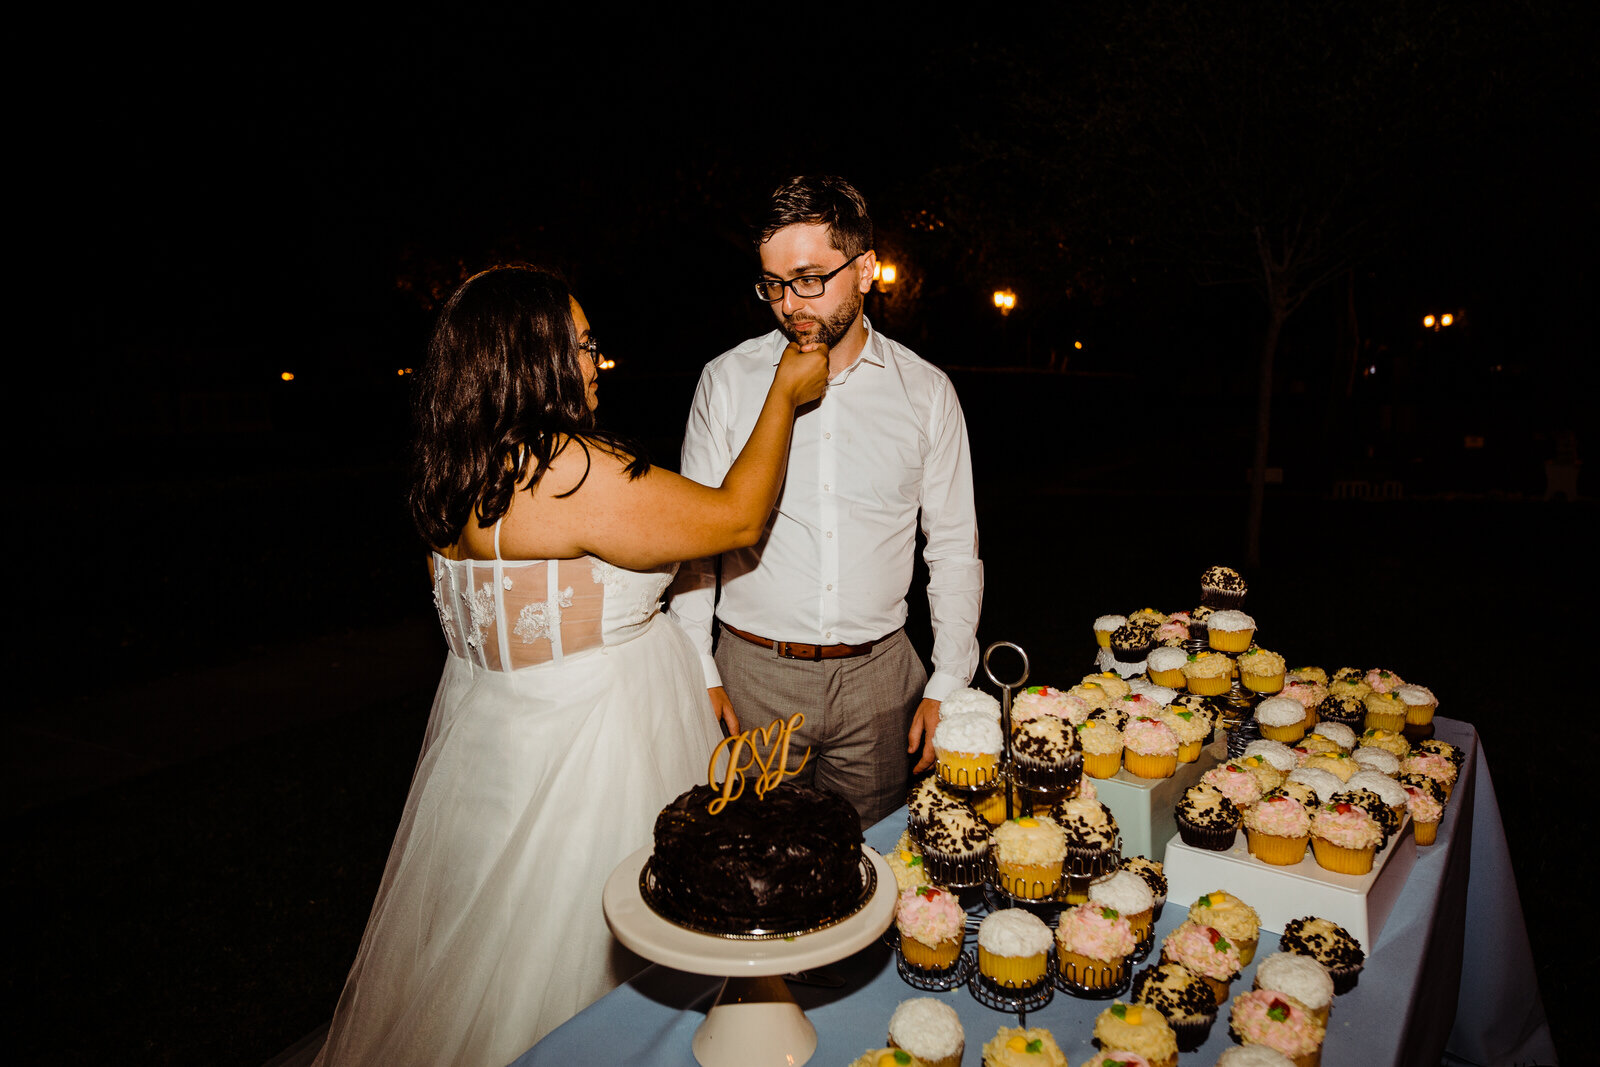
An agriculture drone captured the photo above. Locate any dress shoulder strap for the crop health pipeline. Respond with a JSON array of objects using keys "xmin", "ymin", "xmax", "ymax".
[{"xmin": 494, "ymin": 518, "xmax": 504, "ymax": 560}]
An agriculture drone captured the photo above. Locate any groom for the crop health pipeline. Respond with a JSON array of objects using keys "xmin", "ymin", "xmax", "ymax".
[{"xmin": 669, "ymin": 175, "xmax": 983, "ymax": 826}]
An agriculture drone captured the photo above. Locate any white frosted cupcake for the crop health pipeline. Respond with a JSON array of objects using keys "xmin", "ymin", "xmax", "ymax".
[
  {"xmin": 1206, "ymin": 610, "xmax": 1256, "ymax": 652},
  {"xmin": 1147, "ymin": 645, "xmax": 1189, "ymax": 688},
  {"xmin": 1254, "ymin": 696, "xmax": 1308, "ymax": 743},
  {"xmin": 887, "ymin": 998, "xmax": 964, "ymax": 1067},
  {"xmin": 1311, "ymin": 722, "xmax": 1356, "ymax": 751},
  {"xmin": 977, "ymin": 909, "xmax": 1053, "ymax": 989},
  {"xmin": 1352, "ymin": 746, "xmax": 1401, "ymax": 776},
  {"xmin": 941, "ymin": 686, "xmax": 1001, "ymax": 720},
  {"xmin": 1285, "ymin": 767, "xmax": 1345, "ymax": 805},
  {"xmin": 1088, "ymin": 869, "xmax": 1156, "ymax": 944},
  {"xmin": 933, "ymin": 711, "xmax": 1003, "ymax": 788},
  {"xmin": 1395, "ymin": 683, "xmax": 1439, "ymax": 725},
  {"xmin": 1127, "ymin": 676, "xmax": 1179, "ymax": 705},
  {"xmin": 1094, "ymin": 614, "xmax": 1128, "ymax": 649},
  {"xmin": 1254, "ymin": 951, "xmax": 1335, "ymax": 1025},
  {"xmin": 1242, "ymin": 739, "xmax": 1297, "ymax": 773}
]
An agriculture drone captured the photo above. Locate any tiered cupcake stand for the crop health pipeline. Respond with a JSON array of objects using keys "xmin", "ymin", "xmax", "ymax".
[
  {"xmin": 602, "ymin": 845, "xmax": 896, "ymax": 1067},
  {"xmin": 899, "ymin": 641, "xmax": 1135, "ymax": 1022}
]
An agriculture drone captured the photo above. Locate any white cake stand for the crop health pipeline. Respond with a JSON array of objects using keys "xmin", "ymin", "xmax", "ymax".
[{"xmin": 603, "ymin": 844, "xmax": 895, "ymax": 1067}]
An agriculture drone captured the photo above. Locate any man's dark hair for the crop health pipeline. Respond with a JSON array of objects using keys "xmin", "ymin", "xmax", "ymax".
[{"xmin": 757, "ymin": 175, "xmax": 873, "ymax": 258}]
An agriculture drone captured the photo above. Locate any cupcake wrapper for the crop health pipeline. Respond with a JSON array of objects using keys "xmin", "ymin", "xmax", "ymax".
[
  {"xmin": 1124, "ymin": 750, "xmax": 1179, "ymax": 779},
  {"xmin": 1177, "ymin": 739, "xmax": 1204, "ymax": 763},
  {"xmin": 919, "ymin": 846, "xmax": 992, "ymax": 888},
  {"xmin": 899, "ymin": 933, "xmax": 964, "ymax": 971},
  {"xmin": 1413, "ymin": 819, "xmax": 1439, "ymax": 845},
  {"xmin": 997, "ymin": 860, "xmax": 1064, "ymax": 900},
  {"xmin": 1246, "ymin": 828, "xmax": 1310, "ymax": 866},
  {"xmin": 1363, "ymin": 711, "xmax": 1406, "ymax": 733},
  {"xmin": 1186, "ymin": 673, "xmax": 1234, "ymax": 697},
  {"xmin": 1199, "ymin": 588, "xmax": 1246, "ymax": 610},
  {"xmin": 1312, "ymin": 837, "xmax": 1376, "ymax": 875},
  {"xmin": 1011, "ymin": 752, "xmax": 1084, "ymax": 794},
  {"xmin": 1056, "ymin": 950, "xmax": 1128, "ymax": 990},
  {"xmin": 1169, "ymin": 1012, "xmax": 1218, "ymax": 1052},
  {"xmin": 1242, "ymin": 672, "xmax": 1285, "ymax": 694},
  {"xmin": 1176, "ymin": 814, "xmax": 1238, "ymax": 852},
  {"xmin": 1208, "ymin": 630, "xmax": 1254, "ymax": 653},
  {"xmin": 977, "ymin": 945, "xmax": 1049, "ymax": 989},
  {"xmin": 1257, "ymin": 722, "xmax": 1306, "ymax": 743},
  {"xmin": 1083, "ymin": 750, "xmax": 1124, "ymax": 779}
]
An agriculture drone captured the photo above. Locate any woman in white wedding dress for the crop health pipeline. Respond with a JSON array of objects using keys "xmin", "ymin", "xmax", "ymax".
[{"xmin": 313, "ymin": 266, "xmax": 827, "ymax": 1067}]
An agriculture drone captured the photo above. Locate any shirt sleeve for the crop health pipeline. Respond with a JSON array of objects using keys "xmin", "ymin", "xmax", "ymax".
[
  {"xmin": 666, "ymin": 362, "xmax": 734, "ymax": 689},
  {"xmin": 918, "ymin": 374, "xmax": 984, "ymax": 702}
]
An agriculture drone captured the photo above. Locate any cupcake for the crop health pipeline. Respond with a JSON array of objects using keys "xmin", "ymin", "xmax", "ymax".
[
  {"xmin": 994, "ymin": 816, "xmax": 1069, "ymax": 900},
  {"xmin": 1174, "ymin": 783, "xmax": 1240, "ymax": 851},
  {"xmin": 1093, "ymin": 615, "xmax": 1128, "ymax": 649},
  {"xmin": 1092, "ymin": 1001, "xmax": 1178, "ymax": 1067},
  {"xmin": 1180, "ymin": 651, "xmax": 1234, "ymax": 696},
  {"xmin": 1300, "ymin": 751, "xmax": 1355, "ymax": 782},
  {"xmin": 896, "ymin": 885, "xmax": 966, "ymax": 972},
  {"xmin": 1285, "ymin": 767, "xmax": 1344, "ymax": 804},
  {"xmin": 1253, "ymin": 951, "xmax": 1334, "ymax": 1026},
  {"xmin": 1199, "ymin": 565, "xmax": 1248, "ymax": 608},
  {"xmin": 1244, "ymin": 792, "xmax": 1311, "ymax": 866},
  {"xmin": 1282, "ymin": 677, "xmax": 1327, "ymax": 713},
  {"xmin": 1120, "ymin": 856, "xmax": 1167, "ymax": 921},
  {"xmin": 1153, "ymin": 619, "xmax": 1190, "ymax": 648},
  {"xmin": 1313, "ymin": 694, "xmax": 1364, "ymax": 730},
  {"xmin": 1326, "ymin": 668, "xmax": 1371, "ymax": 701},
  {"xmin": 1215, "ymin": 1049, "xmax": 1297, "ymax": 1067},
  {"xmin": 888, "ymin": 998, "xmax": 964, "ymax": 1067},
  {"xmin": 1241, "ymin": 739, "xmax": 1297, "ymax": 773},
  {"xmin": 1053, "ymin": 795, "xmax": 1123, "ymax": 895},
  {"xmin": 1363, "ymin": 668, "xmax": 1404, "ymax": 693},
  {"xmin": 1075, "ymin": 1054, "xmax": 1152, "ymax": 1067},
  {"xmin": 983, "ymin": 1027, "xmax": 1068, "ymax": 1067},
  {"xmin": 1287, "ymin": 666, "xmax": 1327, "ymax": 685},
  {"xmin": 1237, "ymin": 647, "xmax": 1286, "ymax": 694},
  {"xmin": 1013, "ymin": 685, "xmax": 1090, "ymax": 726},
  {"xmin": 1122, "ymin": 717, "xmax": 1180, "ymax": 779},
  {"xmin": 977, "ymin": 909, "xmax": 1053, "ymax": 990},
  {"xmin": 1201, "ymin": 762, "xmax": 1264, "ymax": 809},
  {"xmin": 1416, "ymin": 738, "xmax": 1463, "ymax": 770},
  {"xmin": 1089, "ymin": 705, "xmax": 1131, "ymax": 732},
  {"xmin": 1160, "ymin": 920, "xmax": 1242, "ymax": 1005},
  {"xmin": 1159, "ymin": 706, "xmax": 1209, "ymax": 762},
  {"xmin": 909, "ymin": 776, "xmax": 965, "ymax": 839},
  {"xmin": 1088, "ymin": 870, "xmax": 1155, "ymax": 944},
  {"xmin": 1110, "ymin": 622, "xmax": 1156, "ymax": 663},
  {"xmin": 1187, "ymin": 890, "xmax": 1261, "ymax": 966},
  {"xmin": 887, "ymin": 832, "xmax": 933, "ymax": 892},
  {"xmin": 1309, "ymin": 801, "xmax": 1382, "ymax": 874},
  {"xmin": 1279, "ymin": 916, "xmax": 1365, "ymax": 993},
  {"xmin": 1235, "ymin": 754, "xmax": 1286, "ymax": 795},
  {"xmin": 1398, "ymin": 772, "xmax": 1446, "ymax": 806},
  {"xmin": 1394, "ymin": 683, "xmax": 1437, "ymax": 726},
  {"xmin": 1069, "ymin": 681, "xmax": 1115, "ymax": 712},
  {"xmin": 1146, "ymin": 646, "xmax": 1189, "ymax": 689},
  {"xmin": 1344, "ymin": 773, "xmax": 1408, "ymax": 817},
  {"xmin": 851, "ymin": 1048, "xmax": 927, "ymax": 1067},
  {"xmin": 1131, "ymin": 961, "xmax": 1217, "ymax": 1051},
  {"xmin": 1361, "ymin": 691, "xmax": 1406, "ymax": 733},
  {"xmin": 1403, "ymin": 782, "xmax": 1444, "ymax": 844},
  {"xmin": 1358, "ymin": 728, "xmax": 1410, "ymax": 759},
  {"xmin": 1350, "ymin": 742, "xmax": 1401, "ymax": 777},
  {"xmin": 1011, "ymin": 715, "xmax": 1084, "ymax": 792},
  {"xmin": 1229, "ymin": 990, "xmax": 1326, "ymax": 1067},
  {"xmin": 1254, "ymin": 696, "xmax": 1307, "ymax": 743},
  {"xmin": 1126, "ymin": 678, "xmax": 1178, "ymax": 706},
  {"xmin": 942, "ymin": 686, "xmax": 1002, "ymax": 720},
  {"xmin": 1274, "ymin": 778, "xmax": 1320, "ymax": 809},
  {"xmin": 1055, "ymin": 903, "xmax": 1136, "ymax": 990},
  {"xmin": 919, "ymin": 803, "xmax": 993, "ymax": 886},
  {"xmin": 1077, "ymin": 720, "xmax": 1125, "ymax": 779},
  {"xmin": 1310, "ymin": 722, "xmax": 1356, "ymax": 751},
  {"xmin": 934, "ymin": 712, "xmax": 1003, "ymax": 789},
  {"xmin": 1206, "ymin": 611, "xmax": 1256, "ymax": 653},
  {"xmin": 1400, "ymin": 751, "xmax": 1458, "ymax": 799},
  {"xmin": 1084, "ymin": 672, "xmax": 1133, "ymax": 699}
]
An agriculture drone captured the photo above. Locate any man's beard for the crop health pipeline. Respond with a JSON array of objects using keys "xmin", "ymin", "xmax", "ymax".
[{"xmin": 778, "ymin": 289, "xmax": 862, "ymax": 348}]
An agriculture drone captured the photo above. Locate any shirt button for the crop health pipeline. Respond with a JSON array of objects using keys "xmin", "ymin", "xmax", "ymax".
[
  {"xmin": 823, "ymin": 483, "xmax": 830, "ymax": 491},
  {"xmin": 825, "ymin": 632, "xmax": 833, "ymax": 639},
  {"xmin": 826, "ymin": 584, "xmax": 833, "ymax": 591},
  {"xmin": 824, "ymin": 432, "xmax": 831, "ymax": 440},
  {"xmin": 825, "ymin": 531, "xmax": 833, "ymax": 539}
]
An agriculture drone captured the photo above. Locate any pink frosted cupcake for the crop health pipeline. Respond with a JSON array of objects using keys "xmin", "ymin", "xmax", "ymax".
[
  {"xmin": 1122, "ymin": 716, "xmax": 1180, "ymax": 779},
  {"xmin": 1401, "ymin": 751, "xmax": 1458, "ymax": 800},
  {"xmin": 1309, "ymin": 801, "xmax": 1382, "ymax": 874},
  {"xmin": 1160, "ymin": 706, "xmax": 1209, "ymax": 762},
  {"xmin": 1055, "ymin": 902, "xmax": 1137, "ymax": 990},
  {"xmin": 1013, "ymin": 685, "xmax": 1091, "ymax": 726},
  {"xmin": 1403, "ymin": 783, "xmax": 1444, "ymax": 845},
  {"xmin": 1282, "ymin": 677, "xmax": 1328, "ymax": 713},
  {"xmin": 1363, "ymin": 668, "xmax": 1404, "ymax": 693},
  {"xmin": 1161, "ymin": 920, "xmax": 1242, "ymax": 1005},
  {"xmin": 1229, "ymin": 989, "xmax": 1326, "ymax": 1066},
  {"xmin": 1154, "ymin": 618, "xmax": 1190, "ymax": 647},
  {"xmin": 895, "ymin": 885, "xmax": 966, "ymax": 972},
  {"xmin": 1201, "ymin": 761, "xmax": 1265, "ymax": 809},
  {"xmin": 1243, "ymin": 793, "xmax": 1312, "ymax": 865}
]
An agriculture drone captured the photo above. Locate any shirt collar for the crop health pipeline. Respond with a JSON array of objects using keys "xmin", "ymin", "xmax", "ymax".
[{"xmin": 768, "ymin": 317, "xmax": 884, "ymax": 383}]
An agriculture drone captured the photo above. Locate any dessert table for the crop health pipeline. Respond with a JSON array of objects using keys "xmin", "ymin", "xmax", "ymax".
[{"xmin": 512, "ymin": 718, "xmax": 1557, "ymax": 1066}]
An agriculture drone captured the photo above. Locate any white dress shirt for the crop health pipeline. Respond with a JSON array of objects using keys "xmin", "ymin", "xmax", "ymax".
[{"xmin": 668, "ymin": 321, "xmax": 983, "ymax": 702}]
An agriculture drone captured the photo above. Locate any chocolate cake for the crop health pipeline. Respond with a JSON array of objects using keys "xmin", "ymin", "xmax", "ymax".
[{"xmin": 649, "ymin": 780, "xmax": 864, "ymax": 933}]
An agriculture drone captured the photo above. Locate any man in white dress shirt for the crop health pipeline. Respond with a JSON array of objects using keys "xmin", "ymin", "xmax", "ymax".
[{"xmin": 669, "ymin": 175, "xmax": 983, "ymax": 825}]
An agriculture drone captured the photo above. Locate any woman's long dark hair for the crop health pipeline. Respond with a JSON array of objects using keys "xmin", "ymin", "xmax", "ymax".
[{"xmin": 408, "ymin": 265, "xmax": 647, "ymax": 549}]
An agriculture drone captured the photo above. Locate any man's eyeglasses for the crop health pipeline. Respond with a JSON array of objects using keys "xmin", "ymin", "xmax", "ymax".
[{"xmin": 753, "ymin": 253, "xmax": 864, "ymax": 303}]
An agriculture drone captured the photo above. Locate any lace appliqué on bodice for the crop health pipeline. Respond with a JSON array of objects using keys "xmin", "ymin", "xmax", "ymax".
[
  {"xmin": 590, "ymin": 558, "xmax": 672, "ymax": 621},
  {"xmin": 465, "ymin": 581, "xmax": 498, "ymax": 651},
  {"xmin": 512, "ymin": 584, "xmax": 575, "ymax": 644}
]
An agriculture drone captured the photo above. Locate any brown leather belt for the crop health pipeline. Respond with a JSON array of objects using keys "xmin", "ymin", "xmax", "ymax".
[{"xmin": 723, "ymin": 624, "xmax": 880, "ymax": 661}]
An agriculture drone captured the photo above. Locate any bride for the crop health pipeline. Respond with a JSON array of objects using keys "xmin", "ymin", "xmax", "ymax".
[{"xmin": 313, "ymin": 265, "xmax": 828, "ymax": 1066}]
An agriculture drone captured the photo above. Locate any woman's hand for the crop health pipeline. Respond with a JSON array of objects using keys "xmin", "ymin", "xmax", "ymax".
[{"xmin": 775, "ymin": 341, "xmax": 829, "ymax": 406}]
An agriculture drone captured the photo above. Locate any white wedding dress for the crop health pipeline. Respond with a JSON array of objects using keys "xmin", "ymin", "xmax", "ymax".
[{"xmin": 314, "ymin": 528, "xmax": 723, "ymax": 1067}]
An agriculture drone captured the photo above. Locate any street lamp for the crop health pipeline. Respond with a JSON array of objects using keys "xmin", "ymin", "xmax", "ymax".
[{"xmin": 993, "ymin": 288, "xmax": 1017, "ymax": 316}]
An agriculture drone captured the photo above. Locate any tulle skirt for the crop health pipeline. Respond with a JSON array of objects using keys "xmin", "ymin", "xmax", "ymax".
[{"xmin": 315, "ymin": 613, "xmax": 722, "ymax": 1067}]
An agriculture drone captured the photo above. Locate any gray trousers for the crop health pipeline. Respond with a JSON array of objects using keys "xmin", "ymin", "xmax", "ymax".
[{"xmin": 714, "ymin": 624, "xmax": 926, "ymax": 828}]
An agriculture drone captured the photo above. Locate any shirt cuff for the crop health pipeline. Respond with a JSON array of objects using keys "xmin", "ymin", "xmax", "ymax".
[
  {"xmin": 923, "ymin": 672, "xmax": 962, "ymax": 703},
  {"xmin": 701, "ymin": 653, "xmax": 724, "ymax": 691}
]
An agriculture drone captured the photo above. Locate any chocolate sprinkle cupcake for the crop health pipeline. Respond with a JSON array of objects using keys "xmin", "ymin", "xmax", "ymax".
[
  {"xmin": 1174, "ymin": 782, "xmax": 1240, "ymax": 851},
  {"xmin": 1131, "ymin": 961, "xmax": 1219, "ymax": 1050},
  {"xmin": 1315, "ymin": 693, "xmax": 1366, "ymax": 729},
  {"xmin": 1280, "ymin": 916, "xmax": 1365, "ymax": 994}
]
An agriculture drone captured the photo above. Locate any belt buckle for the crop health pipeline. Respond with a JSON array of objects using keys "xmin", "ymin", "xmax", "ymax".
[{"xmin": 777, "ymin": 640, "xmax": 822, "ymax": 661}]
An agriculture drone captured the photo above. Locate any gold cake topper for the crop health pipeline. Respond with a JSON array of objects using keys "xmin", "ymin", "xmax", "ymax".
[{"xmin": 705, "ymin": 712, "xmax": 812, "ymax": 814}]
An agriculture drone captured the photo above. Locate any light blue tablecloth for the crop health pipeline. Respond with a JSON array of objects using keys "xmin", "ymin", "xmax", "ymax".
[{"xmin": 516, "ymin": 718, "xmax": 1556, "ymax": 1066}]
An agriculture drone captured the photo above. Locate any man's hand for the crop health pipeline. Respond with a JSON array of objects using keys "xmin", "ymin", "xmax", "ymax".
[
  {"xmin": 709, "ymin": 686, "xmax": 740, "ymax": 737},
  {"xmin": 907, "ymin": 697, "xmax": 941, "ymax": 773}
]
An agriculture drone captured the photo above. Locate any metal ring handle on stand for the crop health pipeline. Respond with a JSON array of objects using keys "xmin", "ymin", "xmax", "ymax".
[{"xmin": 982, "ymin": 642, "xmax": 1030, "ymax": 821}]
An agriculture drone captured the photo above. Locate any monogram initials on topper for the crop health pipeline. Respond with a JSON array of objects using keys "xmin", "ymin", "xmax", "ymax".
[{"xmin": 705, "ymin": 712, "xmax": 812, "ymax": 815}]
